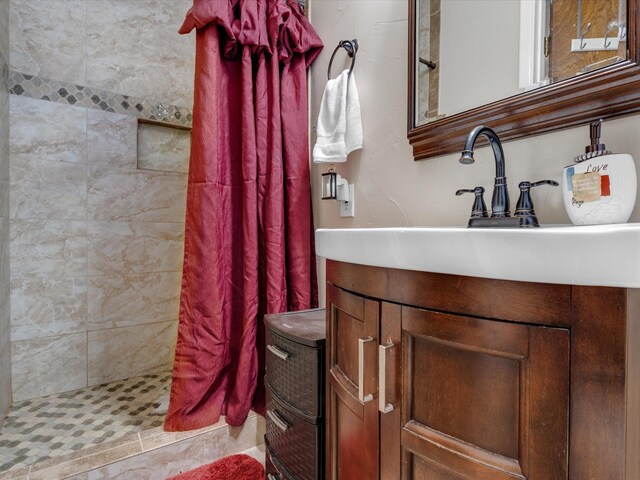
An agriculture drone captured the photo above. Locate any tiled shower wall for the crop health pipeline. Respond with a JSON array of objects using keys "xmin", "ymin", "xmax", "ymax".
[
  {"xmin": 1, "ymin": 0, "xmax": 11, "ymax": 424},
  {"xmin": 8, "ymin": 0, "xmax": 194, "ymax": 401},
  {"xmin": 416, "ymin": 0, "xmax": 441, "ymax": 125}
]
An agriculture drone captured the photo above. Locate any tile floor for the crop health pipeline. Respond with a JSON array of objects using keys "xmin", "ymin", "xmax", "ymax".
[{"xmin": 0, "ymin": 372, "xmax": 171, "ymax": 475}]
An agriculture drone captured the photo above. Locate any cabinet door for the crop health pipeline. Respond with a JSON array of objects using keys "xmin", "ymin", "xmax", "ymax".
[
  {"xmin": 326, "ymin": 284, "xmax": 379, "ymax": 480},
  {"xmin": 399, "ymin": 306, "xmax": 569, "ymax": 480}
]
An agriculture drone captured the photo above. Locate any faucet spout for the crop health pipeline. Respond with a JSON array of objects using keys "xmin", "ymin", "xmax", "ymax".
[{"xmin": 459, "ymin": 125, "xmax": 509, "ymax": 217}]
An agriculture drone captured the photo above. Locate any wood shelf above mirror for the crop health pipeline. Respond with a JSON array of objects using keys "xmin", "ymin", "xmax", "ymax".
[{"xmin": 407, "ymin": 0, "xmax": 640, "ymax": 160}]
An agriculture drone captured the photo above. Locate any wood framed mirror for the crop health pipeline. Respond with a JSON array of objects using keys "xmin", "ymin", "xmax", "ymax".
[{"xmin": 408, "ymin": 0, "xmax": 640, "ymax": 160}]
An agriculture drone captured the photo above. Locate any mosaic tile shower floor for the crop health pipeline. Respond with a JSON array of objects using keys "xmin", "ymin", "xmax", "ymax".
[{"xmin": 0, "ymin": 372, "xmax": 171, "ymax": 475}]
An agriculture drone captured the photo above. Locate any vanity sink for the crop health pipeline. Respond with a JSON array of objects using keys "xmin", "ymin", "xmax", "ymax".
[{"xmin": 315, "ymin": 223, "xmax": 640, "ymax": 287}]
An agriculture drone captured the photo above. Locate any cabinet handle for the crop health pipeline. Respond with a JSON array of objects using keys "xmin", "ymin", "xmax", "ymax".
[
  {"xmin": 378, "ymin": 342, "xmax": 395, "ymax": 414},
  {"xmin": 358, "ymin": 336, "xmax": 374, "ymax": 403},
  {"xmin": 267, "ymin": 409, "xmax": 289, "ymax": 431},
  {"xmin": 267, "ymin": 344, "xmax": 290, "ymax": 361}
]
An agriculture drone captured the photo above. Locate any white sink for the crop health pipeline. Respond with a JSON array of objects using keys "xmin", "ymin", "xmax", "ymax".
[{"xmin": 315, "ymin": 224, "xmax": 640, "ymax": 288}]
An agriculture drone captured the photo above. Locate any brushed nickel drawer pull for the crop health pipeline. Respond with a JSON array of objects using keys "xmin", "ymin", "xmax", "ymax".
[
  {"xmin": 267, "ymin": 409, "xmax": 289, "ymax": 431},
  {"xmin": 358, "ymin": 336, "xmax": 374, "ymax": 403},
  {"xmin": 267, "ymin": 344, "xmax": 290, "ymax": 361},
  {"xmin": 379, "ymin": 342, "xmax": 395, "ymax": 414}
]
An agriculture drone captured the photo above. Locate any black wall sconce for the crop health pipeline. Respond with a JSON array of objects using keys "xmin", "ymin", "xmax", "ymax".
[
  {"xmin": 321, "ymin": 167, "xmax": 344, "ymax": 200},
  {"xmin": 321, "ymin": 166, "xmax": 354, "ymax": 217}
]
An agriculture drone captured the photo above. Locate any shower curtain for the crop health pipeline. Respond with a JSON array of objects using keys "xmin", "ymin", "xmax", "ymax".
[{"xmin": 164, "ymin": 0, "xmax": 322, "ymax": 431}]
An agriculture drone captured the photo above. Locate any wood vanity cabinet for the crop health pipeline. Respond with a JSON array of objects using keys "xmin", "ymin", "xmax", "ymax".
[{"xmin": 325, "ymin": 260, "xmax": 640, "ymax": 480}]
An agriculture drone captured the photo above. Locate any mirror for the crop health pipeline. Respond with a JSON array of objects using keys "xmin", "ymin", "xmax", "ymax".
[
  {"xmin": 408, "ymin": 0, "xmax": 640, "ymax": 160},
  {"xmin": 415, "ymin": 0, "xmax": 628, "ymax": 126}
]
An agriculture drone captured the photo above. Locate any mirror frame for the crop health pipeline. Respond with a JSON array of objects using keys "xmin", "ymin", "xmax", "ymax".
[{"xmin": 408, "ymin": 0, "xmax": 640, "ymax": 160}]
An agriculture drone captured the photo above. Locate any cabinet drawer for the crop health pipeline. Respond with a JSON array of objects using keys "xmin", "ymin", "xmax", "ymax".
[
  {"xmin": 265, "ymin": 386, "xmax": 323, "ymax": 480},
  {"xmin": 265, "ymin": 444, "xmax": 294, "ymax": 480},
  {"xmin": 265, "ymin": 328, "xmax": 322, "ymax": 420}
]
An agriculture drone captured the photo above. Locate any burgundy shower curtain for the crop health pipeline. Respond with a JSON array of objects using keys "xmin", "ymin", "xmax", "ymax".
[{"xmin": 164, "ymin": 0, "xmax": 322, "ymax": 431}]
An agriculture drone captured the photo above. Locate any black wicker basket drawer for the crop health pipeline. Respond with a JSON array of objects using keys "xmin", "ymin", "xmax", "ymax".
[
  {"xmin": 265, "ymin": 328, "xmax": 321, "ymax": 419},
  {"xmin": 265, "ymin": 444, "xmax": 294, "ymax": 480},
  {"xmin": 266, "ymin": 387, "xmax": 323, "ymax": 480}
]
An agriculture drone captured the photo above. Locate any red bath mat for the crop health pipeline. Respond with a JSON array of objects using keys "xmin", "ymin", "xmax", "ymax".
[{"xmin": 168, "ymin": 453, "xmax": 265, "ymax": 480}]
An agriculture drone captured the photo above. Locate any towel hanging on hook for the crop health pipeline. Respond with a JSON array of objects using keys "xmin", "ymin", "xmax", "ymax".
[
  {"xmin": 315, "ymin": 38, "xmax": 363, "ymax": 163},
  {"xmin": 327, "ymin": 39, "xmax": 359, "ymax": 80}
]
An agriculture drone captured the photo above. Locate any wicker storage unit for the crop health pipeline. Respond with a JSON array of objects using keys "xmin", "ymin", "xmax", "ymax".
[
  {"xmin": 266, "ymin": 446, "xmax": 293, "ymax": 480},
  {"xmin": 264, "ymin": 308, "xmax": 326, "ymax": 480}
]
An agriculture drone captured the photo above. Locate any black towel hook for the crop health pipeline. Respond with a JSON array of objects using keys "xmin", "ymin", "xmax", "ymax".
[{"xmin": 327, "ymin": 39, "xmax": 359, "ymax": 80}]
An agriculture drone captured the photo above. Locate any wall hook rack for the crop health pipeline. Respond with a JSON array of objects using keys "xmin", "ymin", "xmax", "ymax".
[{"xmin": 571, "ymin": 0, "xmax": 623, "ymax": 52}]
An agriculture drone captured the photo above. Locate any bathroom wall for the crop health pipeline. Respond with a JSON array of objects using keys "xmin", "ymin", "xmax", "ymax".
[
  {"xmin": 0, "ymin": 0, "xmax": 11, "ymax": 424},
  {"xmin": 309, "ymin": 0, "xmax": 640, "ymax": 303},
  {"xmin": 8, "ymin": 0, "xmax": 194, "ymax": 401}
]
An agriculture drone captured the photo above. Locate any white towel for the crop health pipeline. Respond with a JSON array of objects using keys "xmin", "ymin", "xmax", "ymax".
[{"xmin": 313, "ymin": 69, "xmax": 363, "ymax": 163}]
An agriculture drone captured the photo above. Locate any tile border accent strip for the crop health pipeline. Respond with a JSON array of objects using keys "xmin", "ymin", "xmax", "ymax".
[{"xmin": 9, "ymin": 71, "xmax": 192, "ymax": 129}]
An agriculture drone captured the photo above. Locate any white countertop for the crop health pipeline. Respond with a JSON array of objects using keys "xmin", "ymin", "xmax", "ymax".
[{"xmin": 315, "ymin": 224, "xmax": 640, "ymax": 287}]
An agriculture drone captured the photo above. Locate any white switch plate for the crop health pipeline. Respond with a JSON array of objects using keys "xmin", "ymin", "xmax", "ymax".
[{"xmin": 340, "ymin": 184, "xmax": 355, "ymax": 217}]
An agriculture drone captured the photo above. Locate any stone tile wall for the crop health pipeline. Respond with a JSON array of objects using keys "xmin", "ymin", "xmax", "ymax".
[
  {"xmin": 10, "ymin": 0, "xmax": 194, "ymax": 109},
  {"xmin": 8, "ymin": 0, "xmax": 194, "ymax": 401},
  {"xmin": 416, "ymin": 0, "xmax": 441, "ymax": 125},
  {"xmin": 0, "ymin": 0, "xmax": 11, "ymax": 426},
  {"xmin": 137, "ymin": 124, "xmax": 191, "ymax": 173}
]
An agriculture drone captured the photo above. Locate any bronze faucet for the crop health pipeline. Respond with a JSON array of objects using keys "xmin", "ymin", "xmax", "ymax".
[
  {"xmin": 459, "ymin": 125, "xmax": 509, "ymax": 218},
  {"xmin": 457, "ymin": 125, "xmax": 558, "ymax": 227}
]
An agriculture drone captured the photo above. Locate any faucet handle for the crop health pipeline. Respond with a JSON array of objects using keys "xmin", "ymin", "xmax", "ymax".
[
  {"xmin": 529, "ymin": 180, "xmax": 560, "ymax": 188},
  {"xmin": 515, "ymin": 180, "xmax": 559, "ymax": 219},
  {"xmin": 456, "ymin": 186, "xmax": 488, "ymax": 219}
]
